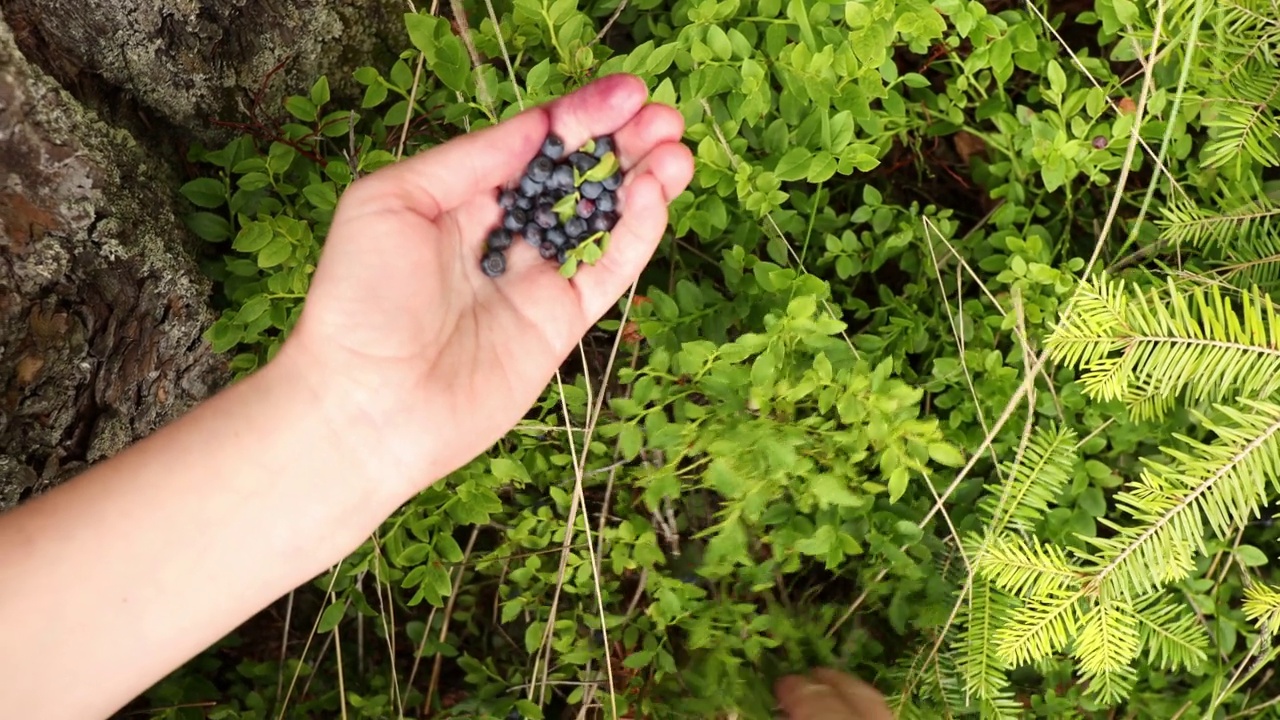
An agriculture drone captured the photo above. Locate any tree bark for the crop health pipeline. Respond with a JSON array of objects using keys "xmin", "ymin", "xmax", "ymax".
[
  {"xmin": 0, "ymin": 0, "xmax": 406, "ymax": 140},
  {"xmin": 0, "ymin": 9, "xmax": 228, "ymax": 509}
]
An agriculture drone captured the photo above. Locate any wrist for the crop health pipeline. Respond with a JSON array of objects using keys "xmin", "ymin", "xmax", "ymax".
[{"xmin": 264, "ymin": 335, "xmax": 443, "ymax": 509}]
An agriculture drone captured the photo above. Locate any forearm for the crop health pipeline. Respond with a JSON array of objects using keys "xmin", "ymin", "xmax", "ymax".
[{"xmin": 0, "ymin": 349, "xmax": 408, "ymax": 719}]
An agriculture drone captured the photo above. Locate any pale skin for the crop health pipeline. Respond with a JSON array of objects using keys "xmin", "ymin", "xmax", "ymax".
[{"xmin": 0, "ymin": 73, "xmax": 890, "ymax": 720}]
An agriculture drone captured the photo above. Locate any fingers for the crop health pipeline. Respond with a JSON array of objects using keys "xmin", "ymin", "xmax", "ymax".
[
  {"xmin": 611, "ymin": 102, "xmax": 687, "ymax": 170},
  {"xmin": 568, "ymin": 140, "xmax": 693, "ymax": 321},
  {"xmin": 775, "ymin": 670, "xmax": 893, "ymax": 720},
  {"xmin": 810, "ymin": 669, "xmax": 895, "ymax": 720},
  {"xmin": 775, "ymin": 675, "xmax": 863, "ymax": 720},
  {"xmin": 349, "ymin": 107, "xmax": 549, "ymax": 220},
  {"xmin": 543, "ymin": 73, "xmax": 650, "ymax": 157}
]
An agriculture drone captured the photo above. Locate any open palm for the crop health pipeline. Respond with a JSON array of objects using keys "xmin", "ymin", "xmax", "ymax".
[{"xmin": 286, "ymin": 74, "xmax": 693, "ymax": 491}]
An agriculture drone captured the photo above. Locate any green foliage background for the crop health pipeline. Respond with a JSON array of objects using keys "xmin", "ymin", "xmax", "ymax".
[{"xmin": 139, "ymin": 0, "xmax": 1280, "ymax": 717}]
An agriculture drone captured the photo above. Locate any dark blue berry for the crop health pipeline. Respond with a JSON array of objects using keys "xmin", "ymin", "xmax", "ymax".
[
  {"xmin": 546, "ymin": 226, "xmax": 567, "ymax": 247},
  {"xmin": 589, "ymin": 212, "xmax": 618, "ymax": 233},
  {"xmin": 568, "ymin": 152, "xmax": 597, "ymax": 173},
  {"xmin": 515, "ymin": 194, "xmax": 533, "ymax": 210},
  {"xmin": 580, "ymin": 180, "xmax": 604, "ymax": 199},
  {"xmin": 481, "ymin": 250, "xmax": 506, "ymax": 277},
  {"xmin": 602, "ymin": 171, "xmax": 623, "ymax": 191},
  {"xmin": 519, "ymin": 175, "xmax": 543, "ymax": 197},
  {"xmin": 498, "ymin": 189, "xmax": 517, "ymax": 209},
  {"xmin": 576, "ymin": 198, "xmax": 596, "ymax": 218},
  {"xmin": 487, "ymin": 228, "xmax": 513, "ymax": 251},
  {"xmin": 556, "ymin": 248, "xmax": 568, "ymax": 264},
  {"xmin": 539, "ymin": 241, "xmax": 559, "ymax": 260},
  {"xmin": 503, "ymin": 208, "xmax": 527, "ymax": 231},
  {"xmin": 549, "ymin": 164, "xmax": 574, "ymax": 190},
  {"xmin": 565, "ymin": 216, "xmax": 588, "ymax": 238},
  {"xmin": 595, "ymin": 191, "xmax": 616, "ymax": 213},
  {"xmin": 527, "ymin": 156, "xmax": 554, "ymax": 182},
  {"xmin": 534, "ymin": 207, "xmax": 557, "ymax": 229},
  {"xmin": 541, "ymin": 134, "xmax": 565, "ymax": 160},
  {"xmin": 523, "ymin": 224, "xmax": 545, "ymax": 247},
  {"xmin": 592, "ymin": 136, "xmax": 615, "ymax": 158}
]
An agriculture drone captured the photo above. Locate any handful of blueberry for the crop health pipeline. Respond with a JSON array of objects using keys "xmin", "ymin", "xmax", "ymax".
[{"xmin": 480, "ymin": 132, "xmax": 624, "ymax": 278}]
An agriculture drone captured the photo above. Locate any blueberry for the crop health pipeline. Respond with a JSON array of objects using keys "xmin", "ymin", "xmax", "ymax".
[
  {"xmin": 549, "ymin": 164, "xmax": 574, "ymax": 190},
  {"xmin": 592, "ymin": 136, "xmax": 615, "ymax": 158},
  {"xmin": 481, "ymin": 250, "xmax": 506, "ymax": 277},
  {"xmin": 504, "ymin": 208, "xmax": 527, "ymax": 231},
  {"xmin": 602, "ymin": 171, "xmax": 623, "ymax": 191},
  {"xmin": 527, "ymin": 156, "xmax": 554, "ymax": 183},
  {"xmin": 539, "ymin": 241, "xmax": 559, "ymax": 260},
  {"xmin": 580, "ymin": 180, "xmax": 604, "ymax": 199},
  {"xmin": 541, "ymin": 134, "xmax": 565, "ymax": 160},
  {"xmin": 515, "ymin": 194, "xmax": 533, "ymax": 210},
  {"xmin": 568, "ymin": 152, "xmax": 597, "ymax": 173},
  {"xmin": 576, "ymin": 198, "xmax": 596, "ymax": 218},
  {"xmin": 595, "ymin": 191, "xmax": 616, "ymax": 213},
  {"xmin": 589, "ymin": 211, "xmax": 618, "ymax": 233},
  {"xmin": 556, "ymin": 248, "xmax": 568, "ymax": 264},
  {"xmin": 519, "ymin": 175, "xmax": 543, "ymax": 197},
  {"xmin": 498, "ymin": 189, "xmax": 518, "ymax": 209},
  {"xmin": 546, "ymin": 226, "xmax": 567, "ymax": 247},
  {"xmin": 487, "ymin": 228, "xmax": 513, "ymax": 251},
  {"xmin": 523, "ymin": 224, "xmax": 544, "ymax": 247},
  {"xmin": 533, "ymin": 206, "xmax": 558, "ymax": 229},
  {"xmin": 565, "ymin": 216, "xmax": 588, "ymax": 238}
]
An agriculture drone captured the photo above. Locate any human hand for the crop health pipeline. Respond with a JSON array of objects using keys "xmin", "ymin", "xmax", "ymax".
[
  {"xmin": 278, "ymin": 74, "xmax": 693, "ymax": 497},
  {"xmin": 774, "ymin": 669, "xmax": 894, "ymax": 720}
]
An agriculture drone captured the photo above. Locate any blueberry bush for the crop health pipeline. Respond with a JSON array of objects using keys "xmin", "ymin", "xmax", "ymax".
[{"xmin": 138, "ymin": 0, "xmax": 1280, "ymax": 717}]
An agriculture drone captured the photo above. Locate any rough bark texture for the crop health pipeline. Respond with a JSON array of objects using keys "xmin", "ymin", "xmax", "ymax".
[
  {"xmin": 0, "ymin": 9, "xmax": 229, "ymax": 509},
  {"xmin": 1, "ymin": 0, "xmax": 407, "ymax": 140}
]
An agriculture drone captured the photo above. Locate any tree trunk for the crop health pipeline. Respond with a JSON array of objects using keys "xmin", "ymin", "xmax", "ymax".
[
  {"xmin": 0, "ymin": 9, "xmax": 228, "ymax": 508},
  {"xmin": 0, "ymin": 0, "xmax": 406, "ymax": 140}
]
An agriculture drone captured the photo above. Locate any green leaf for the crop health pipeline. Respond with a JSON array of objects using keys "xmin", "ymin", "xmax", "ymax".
[
  {"xmin": 310, "ymin": 75, "xmax": 331, "ymax": 106},
  {"xmin": 1111, "ymin": 0, "xmax": 1139, "ymax": 23},
  {"xmin": 1046, "ymin": 60, "xmax": 1067, "ymax": 97},
  {"xmin": 436, "ymin": 534, "xmax": 464, "ymax": 563},
  {"xmin": 775, "ymin": 148, "xmax": 811, "ymax": 181},
  {"xmin": 302, "ymin": 182, "xmax": 337, "ymax": 210},
  {"xmin": 706, "ymin": 25, "xmax": 732, "ymax": 60},
  {"xmin": 491, "ymin": 457, "xmax": 530, "ymax": 483},
  {"xmin": 184, "ymin": 212, "xmax": 232, "ymax": 242},
  {"xmin": 583, "ymin": 152, "xmax": 620, "ymax": 183},
  {"xmin": 317, "ymin": 601, "xmax": 346, "ymax": 633},
  {"xmin": 284, "ymin": 96, "xmax": 317, "ymax": 122},
  {"xmin": 257, "ymin": 237, "xmax": 292, "ymax": 268},
  {"xmin": 1237, "ymin": 545, "xmax": 1268, "ymax": 567},
  {"xmin": 232, "ymin": 221, "xmax": 273, "ymax": 253},
  {"xmin": 887, "ymin": 467, "xmax": 909, "ymax": 503},
  {"xmin": 553, "ymin": 192, "xmax": 579, "ymax": 223},
  {"xmin": 619, "ymin": 424, "xmax": 643, "ymax": 461},
  {"xmin": 395, "ymin": 543, "xmax": 431, "ymax": 566},
  {"xmin": 179, "ymin": 178, "xmax": 227, "ymax": 209},
  {"xmin": 929, "ymin": 442, "xmax": 965, "ymax": 467}
]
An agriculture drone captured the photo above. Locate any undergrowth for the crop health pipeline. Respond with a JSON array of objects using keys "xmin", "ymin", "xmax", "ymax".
[{"xmin": 129, "ymin": 0, "xmax": 1280, "ymax": 717}]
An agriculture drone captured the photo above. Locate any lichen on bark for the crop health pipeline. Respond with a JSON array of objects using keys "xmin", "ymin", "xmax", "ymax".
[{"xmin": 0, "ymin": 8, "xmax": 228, "ymax": 508}]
